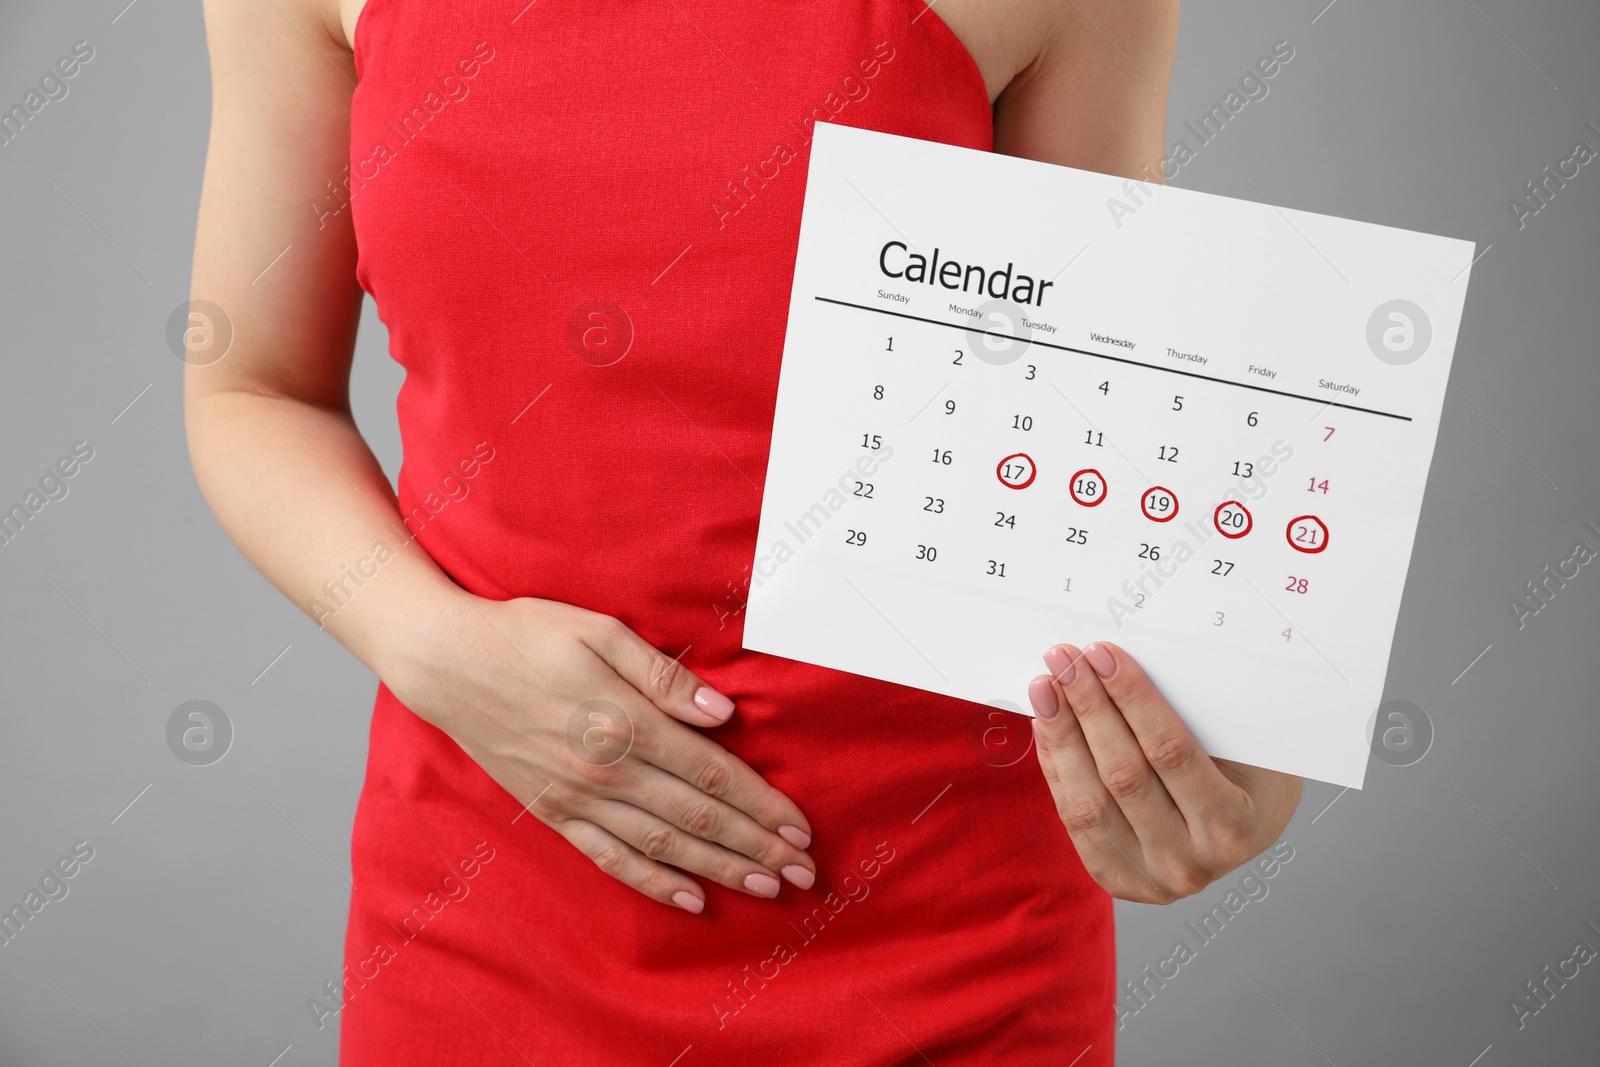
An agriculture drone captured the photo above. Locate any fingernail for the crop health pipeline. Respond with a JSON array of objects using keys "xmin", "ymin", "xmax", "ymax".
[
  {"xmin": 1084, "ymin": 642, "xmax": 1116, "ymax": 679},
  {"xmin": 744, "ymin": 872, "xmax": 781, "ymax": 898},
  {"xmin": 1043, "ymin": 645, "xmax": 1076, "ymax": 686},
  {"xmin": 781, "ymin": 864, "xmax": 815, "ymax": 890},
  {"xmin": 693, "ymin": 686, "xmax": 735, "ymax": 721},
  {"xmin": 778, "ymin": 824, "xmax": 812, "ymax": 850},
  {"xmin": 1028, "ymin": 675, "xmax": 1060, "ymax": 720},
  {"xmin": 671, "ymin": 891, "xmax": 704, "ymax": 914}
]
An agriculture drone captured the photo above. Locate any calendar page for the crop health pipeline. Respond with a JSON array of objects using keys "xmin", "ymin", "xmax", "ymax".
[{"xmin": 743, "ymin": 122, "xmax": 1475, "ymax": 788}]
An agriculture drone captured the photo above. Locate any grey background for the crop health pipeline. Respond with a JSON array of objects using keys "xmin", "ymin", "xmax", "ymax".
[{"xmin": 1, "ymin": 0, "xmax": 1596, "ymax": 1063}]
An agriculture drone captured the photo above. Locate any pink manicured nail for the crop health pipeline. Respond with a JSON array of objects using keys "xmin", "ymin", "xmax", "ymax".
[
  {"xmin": 1084, "ymin": 642, "xmax": 1116, "ymax": 679},
  {"xmin": 1043, "ymin": 645, "xmax": 1076, "ymax": 686},
  {"xmin": 781, "ymin": 865, "xmax": 815, "ymax": 890},
  {"xmin": 671, "ymin": 891, "xmax": 704, "ymax": 914},
  {"xmin": 693, "ymin": 686, "xmax": 735, "ymax": 721},
  {"xmin": 744, "ymin": 872, "xmax": 781, "ymax": 898},
  {"xmin": 778, "ymin": 825, "xmax": 812, "ymax": 850},
  {"xmin": 1028, "ymin": 675, "xmax": 1060, "ymax": 720}
]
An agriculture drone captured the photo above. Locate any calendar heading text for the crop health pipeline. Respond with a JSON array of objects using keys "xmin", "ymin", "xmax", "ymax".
[{"xmin": 878, "ymin": 242, "xmax": 1054, "ymax": 307}]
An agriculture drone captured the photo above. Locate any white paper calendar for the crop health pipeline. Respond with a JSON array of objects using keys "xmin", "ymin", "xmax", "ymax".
[{"xmin": 742, "ymin": 122, "xmax": 1475, "ymax": 788}]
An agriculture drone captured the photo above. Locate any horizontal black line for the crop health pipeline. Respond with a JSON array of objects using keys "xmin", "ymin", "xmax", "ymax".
[{"xmin": 813, "ymin": 296, "xmax": 1412, "ymax": 423}]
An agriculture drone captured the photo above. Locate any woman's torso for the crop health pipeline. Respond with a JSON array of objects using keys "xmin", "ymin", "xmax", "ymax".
[{"xmin": 334, "ymin": 2, "xmax": 1114, "ymax": 1062}]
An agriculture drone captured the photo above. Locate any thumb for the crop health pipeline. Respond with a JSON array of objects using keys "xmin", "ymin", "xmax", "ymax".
[{"xmin": 583, "ymin": 616, "xmax": 736, "ymax": 727}]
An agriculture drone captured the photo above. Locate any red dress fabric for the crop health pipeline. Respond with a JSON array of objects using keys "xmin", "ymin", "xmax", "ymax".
[{"xmin": 341, "ymin": 1, "xmax": 1114, "ymax": 1062}]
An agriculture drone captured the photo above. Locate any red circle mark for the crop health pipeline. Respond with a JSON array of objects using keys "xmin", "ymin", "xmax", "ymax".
[
  {"xmin": 1286, "ymin": 515, "xmax": 1330, "ymax": 553},
  {"xmin": 1069, "ymin": 468, "xmax": 1107, "ymax": 507},
  {"xmin": 1141, "ymin": 486, "xmax": 1180, "ymax": 523},
  {"xmin": 1213, "ymin": 500, "xmax": 1253, "ymax": 539},
  {"xmin": 996, "ymin": 453, "xmax": 1037, "ymax": 490}
]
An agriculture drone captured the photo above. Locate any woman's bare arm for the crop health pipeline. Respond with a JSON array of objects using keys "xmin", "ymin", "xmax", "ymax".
[
  {"xmin": 978, "ymin": 0, "xmax": 1304, "ymax": 901},
  {"xmin": 185, "ymin": 0, "xmax": 816, "ymax": 912},
  {"xmin": 186, "ymin": 0, "xmax": 429, "ymax": 675}
]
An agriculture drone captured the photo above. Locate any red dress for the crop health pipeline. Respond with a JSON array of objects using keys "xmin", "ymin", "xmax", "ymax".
[{"xmin": 341, "ymin": 1, "xmax": 1114, "ymax": 1062}]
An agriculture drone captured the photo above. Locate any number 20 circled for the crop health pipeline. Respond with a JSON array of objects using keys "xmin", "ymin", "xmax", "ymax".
[{"xmin": 1213, "ymin": 500, "xmax": 1253, "ymax": 539}]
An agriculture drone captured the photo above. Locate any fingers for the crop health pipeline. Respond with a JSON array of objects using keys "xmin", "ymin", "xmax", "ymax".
[
  {"xmin": 1027, "ymin": 676, "xmax": 1152, "ymax": 899},
  {"xmin": 629, "ymin": 764, "xmax": 814, "ymax": 889},
  {"xmin": 555, "ymin": 817, "xmax": 708, "ymax": 913},
  {"xmin": 582, "ymin": 614, "xmax": 734, "ymax": 727},
  {"xmin": 1043, "ymin": 643, "xmax": 1185, "ymax": 846},
  {"xmin": 635, "ymin": 713, "xmax": 814, "ymax": 852},
  {"xmin": 1071, "ymin": 641, "xmax": 1249, "ymax": 853},
  {"xmin": 589, "ymin": 796, "xmax": 809, "ymax": 899},
  {"xmin": 564, "ymin": 682, "xmax": 816, "ymax": 886}
]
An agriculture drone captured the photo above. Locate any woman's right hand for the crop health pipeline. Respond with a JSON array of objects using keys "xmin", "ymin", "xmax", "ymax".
[{"xmin": 382, "ymin": 592, "xmax": 815, "ymax": 914}]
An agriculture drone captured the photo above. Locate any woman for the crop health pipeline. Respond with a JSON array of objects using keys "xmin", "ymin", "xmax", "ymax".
[{"xmin": 186, "ymin": 0, "xmax": 1299, "ymax": 1061}]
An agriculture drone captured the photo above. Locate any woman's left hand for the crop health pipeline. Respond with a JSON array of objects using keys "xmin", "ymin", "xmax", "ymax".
[{"xmin": 1029, "ymin": 641, "xmax": 1302, "ymax": 904}]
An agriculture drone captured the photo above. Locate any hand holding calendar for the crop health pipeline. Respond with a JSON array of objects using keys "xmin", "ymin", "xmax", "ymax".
[
  {"xmin": 1028, "ymin": 638, "xmax": 1304, "ymax": 902},
  {"xmin": 743, "ymin": 123, "xmax": 1475, "ymax": 788}
]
